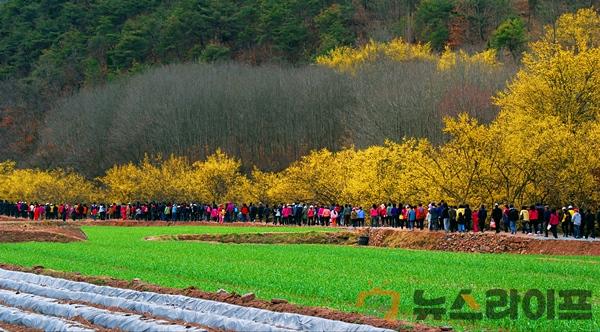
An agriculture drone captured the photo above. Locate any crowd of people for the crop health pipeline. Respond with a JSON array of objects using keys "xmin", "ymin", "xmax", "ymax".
[{"xmin": 1, "ymin": 200, "xmax": 598, "ymax": 239}]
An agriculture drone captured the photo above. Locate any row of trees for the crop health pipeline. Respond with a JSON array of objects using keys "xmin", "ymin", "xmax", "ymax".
[
  {"xmin": 3, "ymin": 9, "xmax": 600, "ymax": 208},
  {"xmin": 0, "ymin": 161, "xmax": 94, "ymax": 203},
  {"xmin": 38, "ymin": 46, "xmax": 512, "ymax": 176},
  {"xmin": 2, "ymin": 114, "xmax": 599, "ymax": 207}
]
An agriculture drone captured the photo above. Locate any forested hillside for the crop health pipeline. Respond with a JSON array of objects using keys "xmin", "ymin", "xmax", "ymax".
[
  {"xmin": 2, "ymin": 0, "xmax": 597, "ymax": 79},
  {"xmin": 0, "ymin": 0, "xmax": 597, "ymax": 174},
  {"xmin": 40, "ymin": 59, "xmax": 512, "ymax": 175}
]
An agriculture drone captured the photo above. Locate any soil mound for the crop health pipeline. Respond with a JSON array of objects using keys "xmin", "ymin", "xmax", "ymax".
[
  {"xmin": 152, "ymin": 228, "xmax": 600, "ymax": 256},
  {"xmin": 367, "ymin": 229, "xmax": 600, "ymax": 256},
  {"xmin": 0, "ymin": 224, "xmax": 86, "ymax": 243},
  {"xmin": 146, "ymin": 231, "xmax": 359, "ymax": 245}
]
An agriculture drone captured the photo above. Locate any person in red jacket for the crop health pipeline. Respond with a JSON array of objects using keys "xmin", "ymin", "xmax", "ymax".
[
  {"xmin": 33, "ymin": 203, "xmax": 40, "ymax": 221},
  {"xmin": 416, "ymin": 204, "xmax": 426, "ymax": 230},
  {"xmin": 529, "ymin": 205, "xmax": 539, "ymax": 235},
  {"xmin": 241, "ymin": 203, "xmax": 249, "ymax": 222},
  {"xmin": 549, "ymin": 208, "xmax": 559, "ymax": 238},
  {"xmin": 378, "ymin": 204, "xmax": 387, "ymax": 226},
  {"xmin": 472, "ymin": 209, "xmax": 479, "ymax": 232},
  {"xmin": 120, "ymin": 204, "xmax": 127, "ymax": 221}
]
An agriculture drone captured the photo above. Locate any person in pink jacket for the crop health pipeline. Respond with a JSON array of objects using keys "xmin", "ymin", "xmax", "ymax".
[
  {"xmin": 370, "ymin": 205, "xmax": 379, "ymax": 227},
  {"xmin": 282, "ymin": 205, "xmax": 291, "ymax": 225},
  {"xmin": 317, "ymin": 206, "xmax": 324, "ymax": 226},
  {"xmin": 210, "ymin": 204, "xmax": 218, "ymax": 221}
]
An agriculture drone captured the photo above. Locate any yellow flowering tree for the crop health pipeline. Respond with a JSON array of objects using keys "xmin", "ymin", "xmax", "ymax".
[
  {"xmin": 273, "ymin": 148, "xmax": 351, "ymax": 204},
  {"xmin": 341, "ymin": 141, "xmax": 428, "ymax": 206},
  {"xmin": 495, "ymin": 8, "xmax": 600, "ymax": 128},
  {"xmin": 488, "ymin": 8, "xmax": 600, "ymax": 206},
  {"xmin": 188, "ymin": 149, "xmax": 248, "ymax": 203},
  {"xmin": 246, "ymin": 168, "xmax": 284, "ymax": 204},
  {"xmin": 407, "ymin": 114, "xmax": 497, "ymax": 206},
  {"xmin": 98, "ymin": 150, "xmax": 248, "ymax": 203},
  {"xmin": 317, "ymin": 38, "xmax": 500, "ymax": 73},
  {"xmin": 0, "ymin": 162, "xmax": 95, "ymax": 203},
  {"xmin": 315, "ymin": 39, "xmax": 436, "ymax": 73},
  {"xmin": 99, "ymin": 162, "xmax": 145, "ymax": 203},
  {"xmin": 101, "ymin": 154, "xmax": 192, "ymax": 202}
]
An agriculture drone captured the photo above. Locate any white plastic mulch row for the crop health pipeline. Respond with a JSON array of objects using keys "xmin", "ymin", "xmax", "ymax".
[
  {"xmin": 0, "ymin": 277, "xmax": 283, "ymax": 332},
  {"xmin": 0, "ymin": 302, "xmax": 93, "ymax": 331},
  {"xmin": 0, "ymin": 268, "xmax": 394, "ymax": 332},
  {"xmin": 0, "ymin": 288, "xmax": 205, "ymax": 332}
]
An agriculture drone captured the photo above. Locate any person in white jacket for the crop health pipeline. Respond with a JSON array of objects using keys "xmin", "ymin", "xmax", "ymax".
[
  {"xmin": 330, "ymin": 208, "xmax": 338, "ymax": 227},
  {"xmin": 572, "ymin": 209, "xmax": 582, "ymax": 239}
]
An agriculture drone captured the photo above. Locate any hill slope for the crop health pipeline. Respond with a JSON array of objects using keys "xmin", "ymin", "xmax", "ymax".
[{"xmin": 0, "ymin": 0, "xmax": 596, "ymax": 168}]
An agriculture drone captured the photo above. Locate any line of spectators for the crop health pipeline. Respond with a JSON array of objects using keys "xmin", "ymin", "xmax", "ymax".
[{"xmin": 1, "ymin": 200, "xmax": 598, "ymax": 239}]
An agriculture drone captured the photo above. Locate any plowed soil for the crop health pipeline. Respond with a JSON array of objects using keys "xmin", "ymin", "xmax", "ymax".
[
  {"xmin": 146, "ymin": 231, "xmax": 359, "ymax": 244},
  {"xmin": 0, "ymin": 224, "xmax": 86, "ymax": 243},
  {"xmin": 0, "ymin": 322, "xmax": 40, "ymax": 332},
  {"xmin": 367, "ymin": 229, "xmax": 600, "ymax": 256}
]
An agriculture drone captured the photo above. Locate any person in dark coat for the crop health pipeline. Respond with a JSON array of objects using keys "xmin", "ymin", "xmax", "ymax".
[
  {"xmin": 508, "ymin": 204, "xmax": 519, "ymax": 234},
  {"xmin": 464, "ymin": 204, "xmax": 472, "ymax": 231},
  {"xmin": 477, "ymin": 205, "xmax": 487, "ymax": 233},
  {"xmin": 491, "ymin": 203, "xmax": 502, "ymax": 233},
  {"xmin": 543, "ymin": 205, "xmax": 551, "ymax": 237},
  {"xmin": 585, "ymin": 209, "xmax": 596, "ymax": 239}
]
